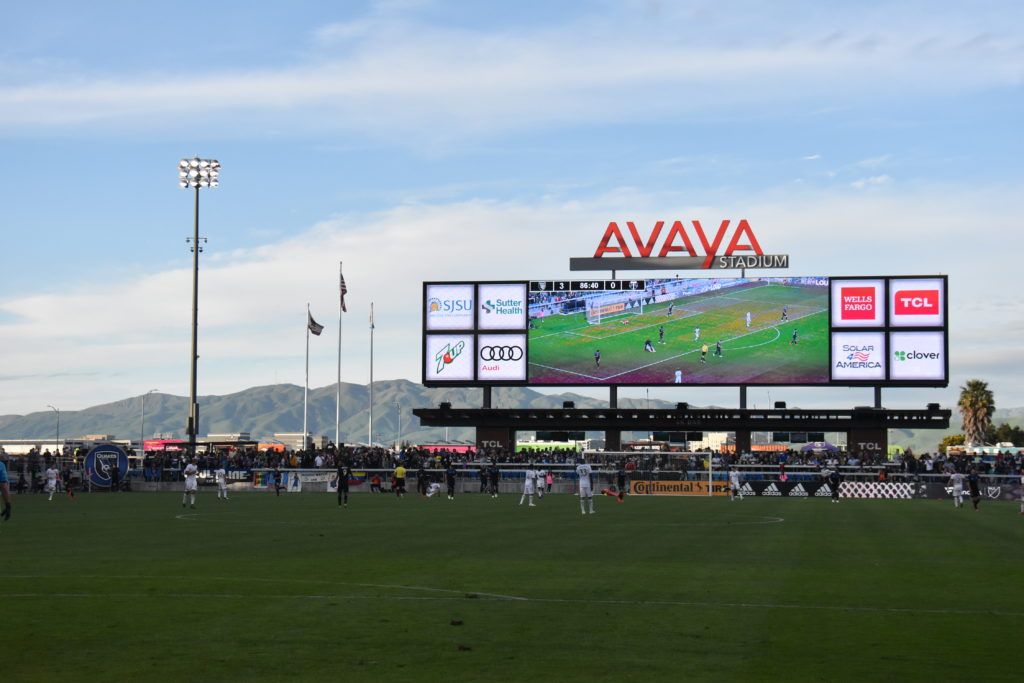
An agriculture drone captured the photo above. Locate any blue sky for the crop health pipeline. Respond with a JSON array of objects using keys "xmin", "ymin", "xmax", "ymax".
[{"xmin": 1, "ymin": 0, "xmax": 1022, "ymax": 422}]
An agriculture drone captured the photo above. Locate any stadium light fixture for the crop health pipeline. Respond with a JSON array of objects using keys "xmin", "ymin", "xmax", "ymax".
[{"xmin": 179, "ymin": 157, "xmax": 219, "ymax": 460}]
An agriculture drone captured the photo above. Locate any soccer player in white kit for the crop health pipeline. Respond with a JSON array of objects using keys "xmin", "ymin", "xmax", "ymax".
[
  {"xmin": 745, "ymin": 311, "xmax": 751, "ymax": 327},
  {"xmin": 729, "ymin": 466, "xmax": 742, "ymax": 501},
  {"xmin": 535, "ymin": 467, "xmax": 547, "ymax": 499},
  {"xmin": 182, "ymin": 458, "xmax": 199, "ymax": 509},
  {"xmin": 576, "ymin": 458, "xmax": 595, "ymax": 515},
  {"xmin": 44, "ymin": 466, "xmax": 59, "ymax": 501},
  {"xmin": 215, "ymin": 465, "xmax": 229, "ymax": 500},
  {"xmin": 426, "ymin": 482, "xmax": 443, "ymax": 497},
  {"xmin": 948, "ymin": 471, "xmax": 965, "ymax": 509},
  {"xmin": 520, "ymin": 466, "xmax": 538, "ymax": 506}
]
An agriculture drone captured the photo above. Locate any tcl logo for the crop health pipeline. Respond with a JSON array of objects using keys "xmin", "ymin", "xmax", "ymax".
[
  {"xmin": 894, "ymin": 290, "xmax": 939, "ymax": 315},
  {"xmin": 840, "ymin": 287, "xmax": 876, "ymax": 320}
]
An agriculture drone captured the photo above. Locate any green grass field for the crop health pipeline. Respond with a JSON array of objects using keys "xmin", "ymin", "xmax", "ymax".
[
  {"xmin": 2, "ymin": 490, "xmax": 1022, "ymax": 681},
  {"xmin": 528, "ymin": 282, "xmax": 828, "ymax": 385}
]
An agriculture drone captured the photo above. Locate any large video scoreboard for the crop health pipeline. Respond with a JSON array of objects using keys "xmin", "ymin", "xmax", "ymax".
[{"xmin": 422, "ymin": 276, "xmax": 947, "ymax": 388}]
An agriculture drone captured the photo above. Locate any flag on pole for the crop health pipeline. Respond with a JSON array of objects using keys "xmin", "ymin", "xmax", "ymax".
[
  {"xmin": 308, "ymin": 312, "xmax": 324, "ymax": 336},
  {"xmin": 339, "ymin": 269, "xmax": 348, "ymax": 313}
]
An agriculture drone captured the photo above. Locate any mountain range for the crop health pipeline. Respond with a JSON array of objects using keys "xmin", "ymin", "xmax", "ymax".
[{"xmin": 2, "ymin": 380, "xmax": 1018, "ymax": 452}]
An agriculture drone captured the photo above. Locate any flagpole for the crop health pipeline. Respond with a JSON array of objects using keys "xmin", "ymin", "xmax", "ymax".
[
  {"xmin": 336, "ymin": 261, "xmax": 343, "ymax": 447},
  {"xmin": 304, "ymin": 303, "xmax": 310, "ymax": 451},
  {"xmin": 369, "ymin": 301, "xmax": 374, "ymax": 447}
]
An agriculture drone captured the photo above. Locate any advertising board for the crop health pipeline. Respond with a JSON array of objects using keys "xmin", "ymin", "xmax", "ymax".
[{"xmin": 422, "ymin": 275, "xmax": 947, "ymax": 388}]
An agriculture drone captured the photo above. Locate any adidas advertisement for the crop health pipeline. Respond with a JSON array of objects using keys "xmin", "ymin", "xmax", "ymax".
[
  {"xmin": 889, "ymin": 331, "xmax": 945, "ymax": 381},
  {"xmin": 478, "ymin": 283, "xmax": 528, "ymax": 330}
]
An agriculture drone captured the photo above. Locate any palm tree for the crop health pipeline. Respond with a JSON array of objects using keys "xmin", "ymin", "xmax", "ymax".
[{"xmin": 958, "ymin": 380, "xmax": 995, "ymax": 446}]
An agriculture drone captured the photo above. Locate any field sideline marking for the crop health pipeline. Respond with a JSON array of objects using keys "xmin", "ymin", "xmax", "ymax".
[{"xmin": 2, "ymin": 586, "xmax": 1021, "ymax": 618}]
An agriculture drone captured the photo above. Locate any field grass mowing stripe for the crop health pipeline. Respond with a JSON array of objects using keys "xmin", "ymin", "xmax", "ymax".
[{"xmin": 4, "ymin": 589, "xmax": 1021, "ymax": 618}]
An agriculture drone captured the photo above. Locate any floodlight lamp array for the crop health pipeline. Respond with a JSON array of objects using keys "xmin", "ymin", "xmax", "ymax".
[{"xmin": 178, "ymin": 157, "xmax": 220, "ymax": 189}]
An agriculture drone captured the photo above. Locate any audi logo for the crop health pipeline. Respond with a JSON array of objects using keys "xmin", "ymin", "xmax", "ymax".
[{"xmin": 479, "ymin": 345, "xmax": 524, "ymax": 361}]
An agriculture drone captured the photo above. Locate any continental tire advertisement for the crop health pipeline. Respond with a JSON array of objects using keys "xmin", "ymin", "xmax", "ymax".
[
  {"xmin": 630, "ymin": 480, "xmax": 730, "ymax": 496},
  {"xmin": 630, "ymin": 479, "xmax": 1022, "ymax": 500}
]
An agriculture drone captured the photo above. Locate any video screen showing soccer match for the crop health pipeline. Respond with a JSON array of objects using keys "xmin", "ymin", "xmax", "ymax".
[{"xmin": 527, "ymin": 277, "xmax": 829, "ymax": 385}]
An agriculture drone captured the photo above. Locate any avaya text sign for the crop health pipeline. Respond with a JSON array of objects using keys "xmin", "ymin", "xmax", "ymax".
[
  {"xmin": 889, "ymin": 278, "xmax": 945, "ymax": 327},
  {"xmin": 830, "ymin": 279, "xmax": 885, "ymax": 328}
]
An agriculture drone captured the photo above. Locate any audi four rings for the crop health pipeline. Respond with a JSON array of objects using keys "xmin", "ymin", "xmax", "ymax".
[{"xmin": 479, "ymin": 345, "xmax": 524, "ymax": 361}]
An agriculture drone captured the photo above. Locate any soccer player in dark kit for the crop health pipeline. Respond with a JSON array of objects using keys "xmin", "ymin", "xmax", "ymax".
[
  {"xmin": 828, "ymin": 467, "xmax": 841, "ymax": 503},
  {"xmin": 334, "ymin": 461, "xmax": 353, "ymax": 507},
  {"xmin": 417, "ymin": 464, "xmax": 428, "ymax": 497},
  {"xmin": 488, "ymin": 460, "xmax": 500, "ymax": 498},
  {"xmin": 445, "ymin": 463, "xmax": 457, "ymax": 500},
  {"xmin": 967, "ymin": 468, "xmax": 982, "ymax": 510}
]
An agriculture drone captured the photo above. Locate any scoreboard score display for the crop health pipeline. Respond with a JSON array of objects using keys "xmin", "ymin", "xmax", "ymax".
[{"xmin": 422, "ymin": 276, "xmax": 947, "ymax": 388}]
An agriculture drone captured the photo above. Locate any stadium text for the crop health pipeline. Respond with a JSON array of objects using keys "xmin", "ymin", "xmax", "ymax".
[{"xmin": 593, "ymin": 220, "xmax": 765, "ymax": 267}]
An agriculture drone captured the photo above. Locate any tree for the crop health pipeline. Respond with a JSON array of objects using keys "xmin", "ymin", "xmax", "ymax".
[{"xmin": 958, "ymin": 379, "xmax": 995, "ymax": 446}]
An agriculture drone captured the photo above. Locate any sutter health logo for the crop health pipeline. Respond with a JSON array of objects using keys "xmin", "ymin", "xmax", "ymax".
[
  {"xmin": 481, "ymin": 299, "xmax": 524, "ymax": 316},
  {"xmin": 840, "ymin": 287, "xmax": 876, "ymax": 320},
  {"xmin": 893, "ymin": 289, "xmax": 939, "ymax": 315}
]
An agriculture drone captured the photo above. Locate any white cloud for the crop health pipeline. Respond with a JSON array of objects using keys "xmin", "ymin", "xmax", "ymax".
[
  {"xmin": 0, "ymin": 9, "xmax": 1019, "ymax": 143},
  {"xmin": 1, "ymin": 181, "xmax": 1021, "ymax": 414},
  {"xmin": 802, "ymin": 154, "xmax": 821, "ymax": 161},
  {"xmin": 850, "ymin": 175, "xmax": 891, "ymax": 189}
]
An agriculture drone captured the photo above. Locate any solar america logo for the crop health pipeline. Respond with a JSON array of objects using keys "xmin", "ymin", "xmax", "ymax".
[
  {"xmin": 434, "ymin": 340, "xmax": 466, "ymax": 374},
  {"xmin": 836, "ymin": 345, "xmax": 881, "ymax": 369}
]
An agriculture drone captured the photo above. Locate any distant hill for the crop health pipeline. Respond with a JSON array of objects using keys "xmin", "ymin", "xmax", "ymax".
[
  {"xmin": 0, "ymin": 381, "xmax": 671, "ymax": 445},
  {"xmin": 3, "ymin": 382, "xmax": 1017, "ymax": 451}
]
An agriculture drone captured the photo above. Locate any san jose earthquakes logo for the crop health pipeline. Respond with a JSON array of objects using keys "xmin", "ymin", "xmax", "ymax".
[{"xmin": 84, "ymin": 445, "xmax": 129, "ymax": 488}]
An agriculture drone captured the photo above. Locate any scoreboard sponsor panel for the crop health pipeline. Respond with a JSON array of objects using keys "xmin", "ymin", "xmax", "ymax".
[{"xmin": 422, "ymin": 276, "xmax": 947, "ymax": 388}]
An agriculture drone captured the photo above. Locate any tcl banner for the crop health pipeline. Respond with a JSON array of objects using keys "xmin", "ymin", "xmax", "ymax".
[{"xmin": 889, "ymin": 278, "xmax": 945, "ymax": 327}]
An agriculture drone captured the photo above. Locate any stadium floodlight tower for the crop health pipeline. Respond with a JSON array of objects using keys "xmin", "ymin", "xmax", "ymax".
[{"xmin": 178, "ymin": 157, "xmax": 219, "ymax": 461}]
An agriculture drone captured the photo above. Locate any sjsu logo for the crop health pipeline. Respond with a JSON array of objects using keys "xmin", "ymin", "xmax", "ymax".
[{"xmin": 428, "ymin": 297, "xmax": 473, "ymax": 314}]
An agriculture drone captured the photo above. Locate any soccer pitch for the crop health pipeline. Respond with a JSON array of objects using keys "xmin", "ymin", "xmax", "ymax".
[
  {"xmin": 528, "ymin": 282, "xmax": 828, "ymax": 385},
  {"xmin": 2, "ymin": 491, "xmax": 1022, "ymax": 681}
]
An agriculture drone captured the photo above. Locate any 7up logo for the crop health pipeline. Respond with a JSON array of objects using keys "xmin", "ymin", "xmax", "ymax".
[{"xmin": 434, "ymin": 340, "xmax": 466, "ymax": 374}]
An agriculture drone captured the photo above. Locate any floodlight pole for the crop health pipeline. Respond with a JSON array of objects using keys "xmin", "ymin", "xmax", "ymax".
[
  {"xmin": 188, "ymin": 185, "xmax": 200, "ymax": 460},
  {"xmin": 178, "ymin": 157, "xmax": 219, "ymax": 461}
]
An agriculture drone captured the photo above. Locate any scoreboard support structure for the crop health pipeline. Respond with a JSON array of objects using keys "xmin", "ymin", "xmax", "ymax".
[{"xmin": 413, "ymin": 404, "xmax": 950, "ymax": 459}]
